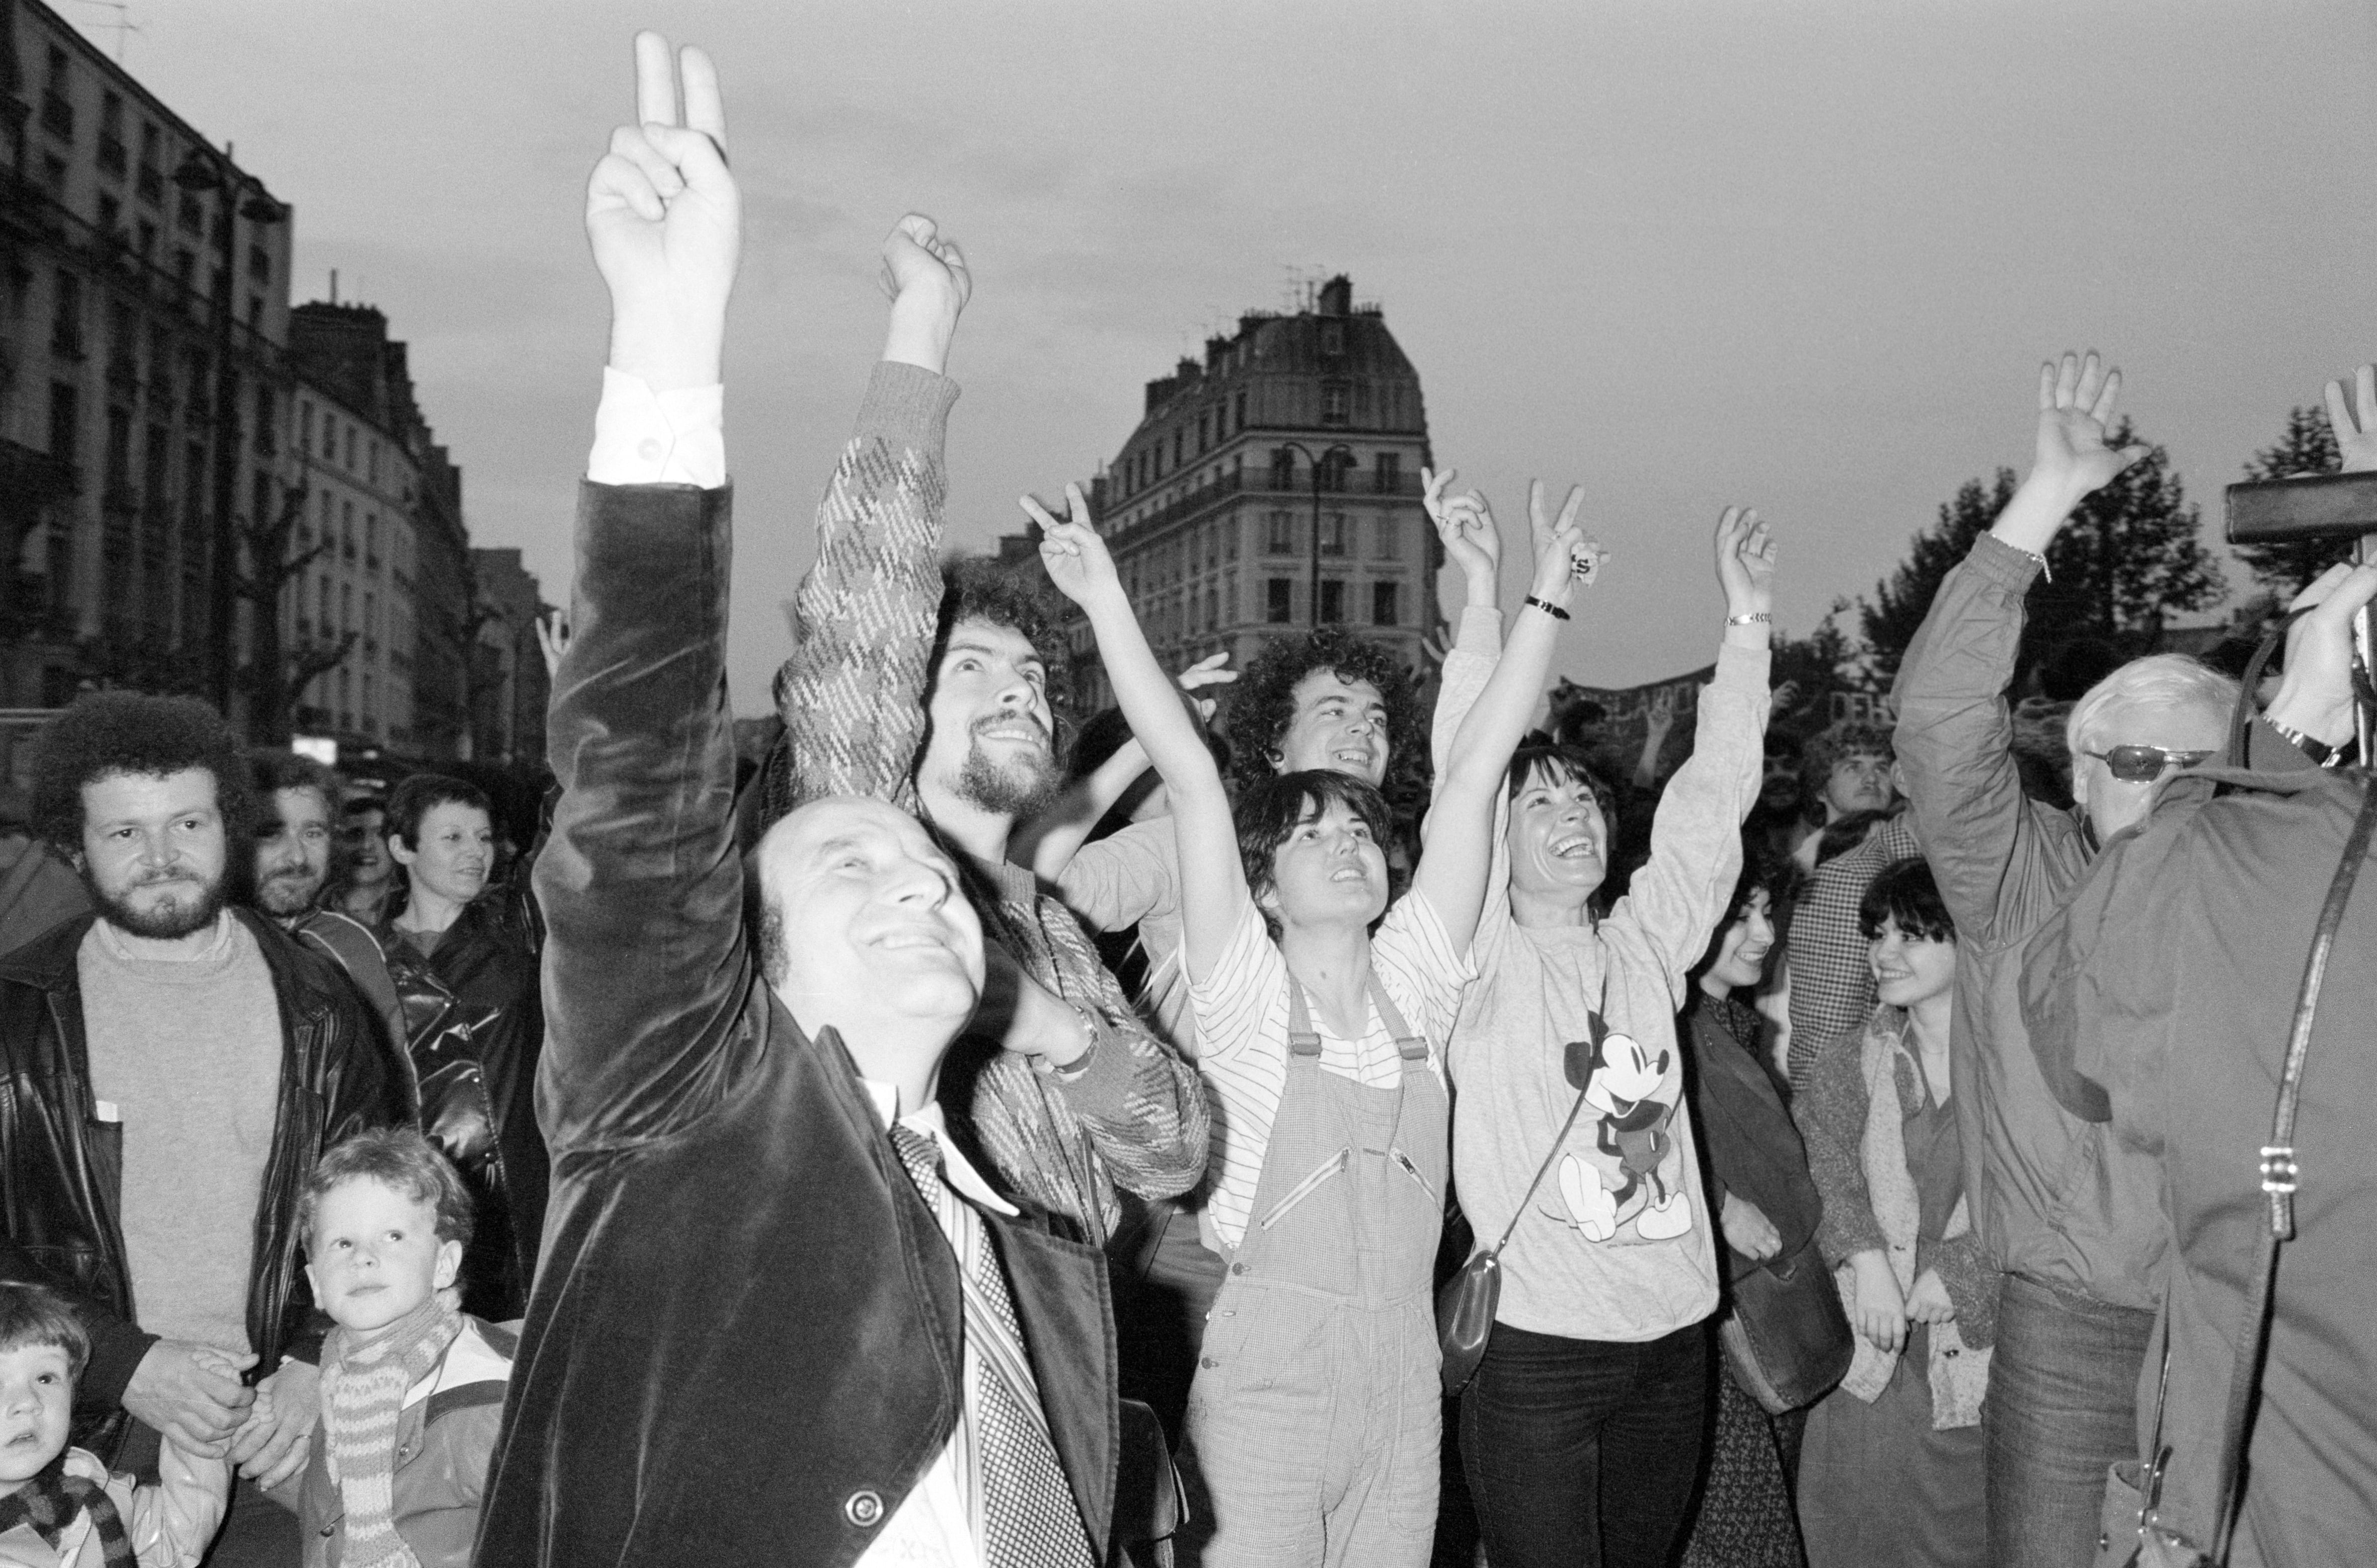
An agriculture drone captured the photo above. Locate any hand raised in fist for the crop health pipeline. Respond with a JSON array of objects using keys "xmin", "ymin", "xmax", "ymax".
[{"xmin": 880, "ymin": 214, "xmax": 971, "ymax": 376}]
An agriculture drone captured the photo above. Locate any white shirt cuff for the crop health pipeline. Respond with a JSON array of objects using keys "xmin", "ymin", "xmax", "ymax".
[{"xmin": 587, "ymin": 367, "xmax": 726, "ymax": 489}]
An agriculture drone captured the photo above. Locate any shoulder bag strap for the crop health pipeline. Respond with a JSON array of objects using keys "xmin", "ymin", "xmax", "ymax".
[{"xmin": 2203, "ymin": 772, "xmax": 2377, "ymax": 1557}]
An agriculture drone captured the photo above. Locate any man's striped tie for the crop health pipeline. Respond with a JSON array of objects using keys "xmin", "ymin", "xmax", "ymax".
[{"xmin": 889, "ymin": 1122, "xmax": 1094, "ymax": 1568}]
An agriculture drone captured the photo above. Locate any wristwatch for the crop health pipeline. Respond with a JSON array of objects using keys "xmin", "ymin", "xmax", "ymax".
[{"xmin": 2267, "ymin": 717, "xmax": 2345, "ymax": 768}]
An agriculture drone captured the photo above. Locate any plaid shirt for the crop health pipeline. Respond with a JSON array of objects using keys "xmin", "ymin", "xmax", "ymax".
[
  {"xmin": 772, "ymin": 362, "xmax": 1208, "ymax": 1241},
  {"xmin": 1785, "ymin": 812, "xmax": 1922, "ymax": 1089}
]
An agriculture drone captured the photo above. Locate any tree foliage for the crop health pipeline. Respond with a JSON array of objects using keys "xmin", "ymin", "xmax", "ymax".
[
  {"xmin": 1858, "ymin": 469, "xmax": 2016, "ymax": 684},
  {"xmin": 2029, "ymin": 418, "xmax": 2225, "ymax": 646},
  {"xmin": 2234, "ymin": 406, "xmax": 2350, "ymax": 594},
  {"xmin": 1857, "ymin": 421, "xmax": 2225, "ymax": 683}
]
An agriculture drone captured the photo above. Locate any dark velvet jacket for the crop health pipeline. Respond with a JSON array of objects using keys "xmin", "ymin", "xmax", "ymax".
[
  {"xmin": 0, "ymin": 905, "xmax": 407, "ymax": 1457},
  {"xmin": 474, "ymin": 483, "xmax": 1118, "ymax": 1568}
]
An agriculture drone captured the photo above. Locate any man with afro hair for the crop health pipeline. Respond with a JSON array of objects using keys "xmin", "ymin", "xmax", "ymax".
[{"xmin": 0, "ymin": 691, "xmax": 405, "ymax": 1561}]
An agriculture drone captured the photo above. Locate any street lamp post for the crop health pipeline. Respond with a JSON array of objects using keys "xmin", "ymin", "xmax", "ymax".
[
  {"xmin": 1278, "ymin": 439, "xmax": 1354, "ymax": 630},
  {"xmin": 173, "ymin": 146, "xmax": 284, "ymax": 724}
]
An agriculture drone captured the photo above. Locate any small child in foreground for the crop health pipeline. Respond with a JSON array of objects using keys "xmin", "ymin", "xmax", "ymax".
[
  {"xmin": 267, "ymin": 1128, "xmax": 515, "ymax": 1568},
  {"xmin": 0, "ymin": 1282, "xmax": 226, "ymax": 1566}
]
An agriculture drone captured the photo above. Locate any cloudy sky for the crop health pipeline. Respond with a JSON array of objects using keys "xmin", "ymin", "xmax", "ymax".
[{"xmin": 78, "ymin": 0, "xmax": 2377, "ymax": 713}]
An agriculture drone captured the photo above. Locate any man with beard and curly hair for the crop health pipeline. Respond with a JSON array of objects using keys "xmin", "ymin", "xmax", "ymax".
[
  {"xmin": 768, "ymin": 214, "xmax": 1205, "ymax": 1247},
  {"xmin": 0, "ymin": 692, "xmax": 404, "ymax": 1564}
]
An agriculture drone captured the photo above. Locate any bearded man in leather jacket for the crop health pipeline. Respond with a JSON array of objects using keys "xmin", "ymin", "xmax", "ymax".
[{"xmin": 0, "ymin": 692, "xmax": 405, "ymax": 1557}]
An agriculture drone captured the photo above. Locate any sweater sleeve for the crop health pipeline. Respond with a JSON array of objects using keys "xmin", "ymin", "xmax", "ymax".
[
  {"xmin": 773, "ymin": 362, "xmax": 961, "ymax": 806},
  {"xmin": 1604, "ymin": 641, "xmax": 1771, "ymax": 999},
  {"xmin": 1891, "ymin": 535, "xmax": 2072, "ymax": 948},
  {"xmin": 1920, "ymin": 1229, "xmax": 1999, "ymax": 1349},
  {"xmin": 1796, "ymin": 1025, "xmax": 1887, "ymax": 1265}
]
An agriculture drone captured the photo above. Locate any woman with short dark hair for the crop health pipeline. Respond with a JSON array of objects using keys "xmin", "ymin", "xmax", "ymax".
[
  {"xmin": 376, "ymin": 773, "xmax": 548, "ymax": 1321},
  {"xmin": 1792, "ymin": 856, "xmax": 1994, "ymax": 1566}
]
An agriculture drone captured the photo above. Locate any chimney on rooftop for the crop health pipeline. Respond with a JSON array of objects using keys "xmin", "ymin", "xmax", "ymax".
[{"xmin": 1317, "ymin": 275, "xmax": 1352, "ymax": 317}]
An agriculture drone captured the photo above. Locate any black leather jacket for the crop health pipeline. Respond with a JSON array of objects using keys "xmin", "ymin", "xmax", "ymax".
[
  {"xmin": 378, "ymin": 900, "xmax": 548, "ymax": 1320},
  {"xmin": 0, "ymin": 906, "xmax": 407, "ymax": 1453}
]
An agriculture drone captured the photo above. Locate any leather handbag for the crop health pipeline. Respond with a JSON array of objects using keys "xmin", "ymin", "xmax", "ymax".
[
  {"xmin": 1435, "ymin": 1087, "xmax": 1588, "ymax": 1398},
  {"xmin": 1717, "ymin": 1231, "xmax": 1855, "ymax": 1415}
]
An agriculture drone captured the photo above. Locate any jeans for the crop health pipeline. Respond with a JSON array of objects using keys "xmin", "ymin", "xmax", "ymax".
[
  {"xmin": 1983, "ymin": 1274, "xmax": 2155, "ymax": 1568},
  {"xmin": 1459, "ymin": 1319, "xmax": 1711, "ymax": 1568}
]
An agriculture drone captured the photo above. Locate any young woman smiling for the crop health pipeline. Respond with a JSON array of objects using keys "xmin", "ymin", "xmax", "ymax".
[
  {"xmin": 376, "ymin": 775, "xmax": 549, "ymax": 1322},
  {"xmin": 1035, "ymin": 477, "xmax": 1580, "ymax": 1566},
  {"xmin": 1792, "ymin": 857, "xmax": 1995, "ymax": 1567},
  {"xmin": 1443, "ymin": 504, "xmax": 1779, "ymax": 1568}
]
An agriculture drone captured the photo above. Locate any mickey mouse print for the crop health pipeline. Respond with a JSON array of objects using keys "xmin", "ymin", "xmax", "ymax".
[{"xmin": 1540, "ymin": 1012, "xmax": 1695, "ymax": 1244}]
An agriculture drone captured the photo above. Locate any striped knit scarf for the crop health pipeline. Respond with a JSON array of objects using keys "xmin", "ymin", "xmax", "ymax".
[
  {"xmin": 318, "ymin": 1296, "xmax": 463, "ymax": 1568},
  {"xmin": 0, "ymin": 1450, "xmax": 132, "ymax": 1565}
]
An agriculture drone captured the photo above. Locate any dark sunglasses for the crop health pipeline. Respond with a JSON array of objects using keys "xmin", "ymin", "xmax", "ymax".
[{"xmin": 2084, "ymin": 745, "xmax": 2213, "ymax": 783}]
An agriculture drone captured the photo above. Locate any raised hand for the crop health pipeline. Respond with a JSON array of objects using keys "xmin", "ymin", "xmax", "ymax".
[
  {"xmin": 535, "ymin": 608, "xmax": 572, "ymax": 680},
  {"xmin": 1027, "ymin": 484, "xmax": 1121, "ymax": 606},
  {"xmin": 1176, "ymin": 651, "xmax": 1237, "ymax": 724},
  {"xmin": 2324, "ymin": 364, "xmax": 2377, "ymax": 473},
  {"xmin": 586, "ymin": 32, "xmax": 739, "ymax": 391},
  {"xmin": 2266, "ymin": 557, "xmax": 2377, "ymax": 749},
  {"xmin": 1714, "ymin": 505, "xmax": 1777, "ymax": 619},
  {"xmin": 1425, "ymin": 467, "xmax": 1500, "ymax": 602},
  {"xmin": 1523, "ymin": 481, "xmax": 1591, "ymax": 613},
  {"xmin": 2030, "ymin": 350, "xmax": 2149, "ymax": 502},
  {"xmin": 880, "ymin": 213, "xmax": 971, "ymax": 376}
]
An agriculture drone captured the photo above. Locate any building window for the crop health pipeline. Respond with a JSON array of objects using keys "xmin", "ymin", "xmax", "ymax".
[
  {"xmin": 1270, "ymin": 449, "xmax": 1294, "ymax": 491},
  {"xmin": 1225, "ymin": 519, "xmax": 1240, "ymax": 561},
  {"xmin": 1266, "ymin": 511, "xmax": 1295, "ymax": 555},
  {"xmin": 1320, "ymin": 321, "xmax": 1344, "ymax": 357},
  {"xmin": 1266, "ymin": 578, "xmax": 1293, "ymax": 623},
  {"xmin": 1373, "ymin": 516, "xmax": 1401, "ymax": 560},
  {"xmin": 51, "ymin": 271, "xmax": 85, "ymax": 358},
  {"xmin": 1374, "ymin": 452, "xmax": 1400, "ymax": 494},
  {"xmin": 1172, "ymin": 430, "xmax": 1184, "ymax": 467},
  {"xmin": 1197, "ymin": 411, "xmax": 1211, "ymax": 452},
  {"xmin": 1372, "ymin": 581, "xmax": 1400, "ymax": 627},
  {"xmin": 1320, "ymin": 383, "xmax": 1349, "ymax": 426},
  {"xmin": 48, "ymin": 382, "xmax": 79, "ymax": 460},
  {"xmin": 1318, "ymin": 512, "xmax": 1346, "ymax": 556},
  {"xmin": 299, "ymin": 402, "xmax": 314, "ymax": 456},
  {"xmin": 1318, "ymin": 580, "xmax": 1345, "ymax": 624},
  {"xmin": 1204, "ymin": 587, "xmax": 1219, "ymax": 631},
  {"xmin": 1316, "ymin": 454, "xmax": 1347, "ymax": 494},
  {"xmin": 1234, "ymin": 390, "xmax": 1248, "ymax": 431}
]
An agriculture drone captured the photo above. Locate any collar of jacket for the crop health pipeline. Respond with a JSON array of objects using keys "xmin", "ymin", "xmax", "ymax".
[{"xmin": 0, "ymin": 905, "xmax": 340, "ymax": 1023}]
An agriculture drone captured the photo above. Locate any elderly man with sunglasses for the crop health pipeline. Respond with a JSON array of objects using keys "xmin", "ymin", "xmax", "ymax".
[{"xmin": 1891, "ymin": 352, "xmax": 2240, "ymax": 1568}]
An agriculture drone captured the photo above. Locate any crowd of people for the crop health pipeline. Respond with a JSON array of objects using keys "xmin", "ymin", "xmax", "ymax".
[{"xmin": 2, "ymin": 29, "xmax": 2373, "ymax": 1568}]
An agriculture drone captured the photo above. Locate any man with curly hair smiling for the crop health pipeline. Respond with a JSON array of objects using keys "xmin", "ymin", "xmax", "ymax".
[{"xmin": 0, "ymin": 691, "xmax": 404, "ymax": 1563}]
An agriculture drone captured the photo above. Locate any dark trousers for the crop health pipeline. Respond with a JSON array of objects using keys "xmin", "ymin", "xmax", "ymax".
[
  {"xmin": 1460, "ymin": 1318, "xmax": 1712, "ymax": 1568},
  {"xmin": 1982, "ymin": 1274, "xmax": 2155, "ymax": 1568}
]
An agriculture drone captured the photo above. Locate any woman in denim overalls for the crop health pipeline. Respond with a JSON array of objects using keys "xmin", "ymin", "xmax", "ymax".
[{"xmin": 1035, "ymin": 477, "xmax": 1590, "ymax": 1564}]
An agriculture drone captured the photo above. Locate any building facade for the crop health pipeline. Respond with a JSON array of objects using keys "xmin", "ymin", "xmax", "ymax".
[
  {"xmin": 1, "ymin": 0, "xmax": 293, "ymax": 714},
  {"xmin": 1064, "ymin": 273, "xmax": 1436, "ymax": 712},
  {"xmin": 467, "ymin": 545, "xmax": 551, "ymax": 767},
  {"xmin": 287, "ymin": 304, "xmax": 425, "ymax": 752}
]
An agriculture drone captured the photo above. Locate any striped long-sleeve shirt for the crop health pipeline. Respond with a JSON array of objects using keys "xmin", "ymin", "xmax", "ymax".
[{"xmin": 772, "ymin": 361, "xmax": 1208, "ymax": 1240}]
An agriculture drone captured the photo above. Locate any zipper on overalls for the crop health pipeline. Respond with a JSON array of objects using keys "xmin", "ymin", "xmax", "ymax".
[
  {"xmin": 1389, "ymin": 1148, "xmax": 1436, "ymax": 1204},
  {"xmin": 1259, "ymin": 1146, "xmax": 1350, "ymax": 1230}
]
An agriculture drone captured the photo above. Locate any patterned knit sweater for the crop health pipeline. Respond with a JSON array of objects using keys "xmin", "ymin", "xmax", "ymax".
[{"xmin": 770, "ymin": 361, "xmax": 1208, "ymax": 1240}]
